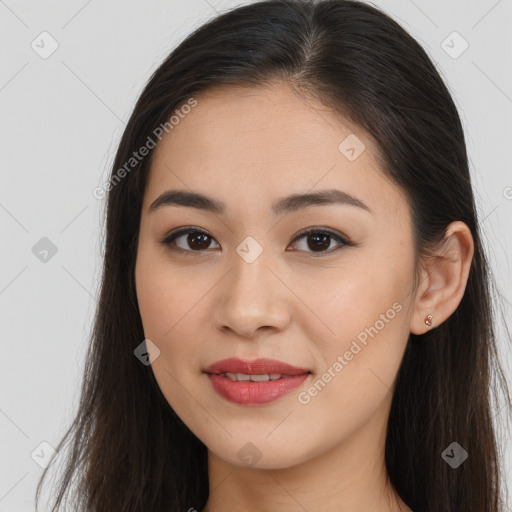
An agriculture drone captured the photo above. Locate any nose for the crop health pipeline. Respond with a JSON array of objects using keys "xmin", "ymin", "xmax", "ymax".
[{"xmin": 210, "ymin": 248, "xmax": 291, "ymax": 339}]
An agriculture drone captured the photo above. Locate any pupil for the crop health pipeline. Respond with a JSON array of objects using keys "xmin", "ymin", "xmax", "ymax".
[
  {"xmin": 308, "ymin": 233, "xmax": 329, "ymax": 251},
  {"xmin": 189, "ymin": 232, "xmax": 209, "ymax": 250}
]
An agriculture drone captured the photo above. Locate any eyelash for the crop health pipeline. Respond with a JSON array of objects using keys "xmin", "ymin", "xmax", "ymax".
[{"xmin": 159, "ymin": 226, "xmax": 354, "ymax": 257}]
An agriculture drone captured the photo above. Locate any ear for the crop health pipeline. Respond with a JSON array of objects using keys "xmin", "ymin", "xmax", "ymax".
[{"xmin": 410, "ymin": 221, "xmax": 474, "ymax": 335}]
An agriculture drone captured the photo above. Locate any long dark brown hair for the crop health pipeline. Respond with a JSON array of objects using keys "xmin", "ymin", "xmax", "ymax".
[{"xmin": 35, "ymin": 1, "xmax": 511, "ymax": 510}]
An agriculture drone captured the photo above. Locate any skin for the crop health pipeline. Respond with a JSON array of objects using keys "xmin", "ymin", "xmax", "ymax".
[{"xmin": 134, "ymin": 82, "xmax": 474, "ymax": 512}]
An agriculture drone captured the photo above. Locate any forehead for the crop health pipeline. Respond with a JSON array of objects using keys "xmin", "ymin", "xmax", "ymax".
[
  {"xmin": 151, "ymin": 82, "xmax": 380, "ymax": 166},
  {"xmin": 144, "ymin": 82, "xmax": 407, "ymax": 220}
]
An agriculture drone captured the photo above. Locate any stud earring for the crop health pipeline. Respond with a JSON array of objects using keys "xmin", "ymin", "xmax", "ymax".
[{"xmin": 424, "ymin": 314, "xmax": 433, "ymax": 327}]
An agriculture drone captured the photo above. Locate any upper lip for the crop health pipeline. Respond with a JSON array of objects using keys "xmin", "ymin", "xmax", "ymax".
[{"xmin": 203, "ymin": 357, "xmax": 311, "ymax": 376}]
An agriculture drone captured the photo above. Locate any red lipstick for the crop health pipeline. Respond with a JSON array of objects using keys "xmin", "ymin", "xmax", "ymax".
[{"xmin": 203, "ymin": 357, "xmax": 311, "ymax": 406}]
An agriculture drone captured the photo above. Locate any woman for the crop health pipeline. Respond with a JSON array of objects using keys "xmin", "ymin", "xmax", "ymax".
[{"xmin": 36, "ymin": 0, "xmax": 511, "ymax": 510}]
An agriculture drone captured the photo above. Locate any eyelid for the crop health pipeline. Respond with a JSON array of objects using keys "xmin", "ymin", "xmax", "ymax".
[
  {"xmin": 160, "ymin": 225, "xmax": 354, "ymax": 256},
  {"xmin": 290, "ymin": 226, "xmax": 351, "ymax": 246}
]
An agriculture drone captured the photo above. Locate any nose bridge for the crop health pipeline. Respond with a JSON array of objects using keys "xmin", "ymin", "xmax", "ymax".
[
  {"xmin": 212, "ymin": 237, "xmax": 290, "ymax": 336},
  {"xmin": 230, "ymin": 238, "xmax": 274, "ymax": 305}
]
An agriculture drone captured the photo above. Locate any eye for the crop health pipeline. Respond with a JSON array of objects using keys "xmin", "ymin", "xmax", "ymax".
[
  {"xmin": 160, "ymin": 226, "xmax": 353, "ymax": 256},
  {"xmin": 288, "ymin": 227, "xmax": 353, "ymax": 256},
  {"xmin": 160, "ymin": 227, "xmax": 220, "ymax": 255}
]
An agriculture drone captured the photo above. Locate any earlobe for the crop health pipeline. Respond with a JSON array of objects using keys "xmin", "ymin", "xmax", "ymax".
[{"xmin": 409, "ymin": 221, "xmax": 474, "ymax": 335}]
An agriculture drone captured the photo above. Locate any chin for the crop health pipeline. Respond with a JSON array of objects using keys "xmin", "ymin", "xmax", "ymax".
[{"xmin": 205, "ymin": 435, "xmax": 319, "ymax": 471}]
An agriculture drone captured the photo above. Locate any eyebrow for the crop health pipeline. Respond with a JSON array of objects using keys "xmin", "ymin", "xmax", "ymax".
[{"xmin": 148, "ymin": 188, "xmax": 371, "ymax": 216}]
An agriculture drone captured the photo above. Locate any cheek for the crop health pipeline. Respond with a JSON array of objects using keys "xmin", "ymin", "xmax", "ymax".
[
  {"xmin": 135, "ymin": 269, "xmax": 173, "ymax": 341},
  {"xmin": 135, "ymin": 248, "xmax": 198, "ymax": 341},
  {"xmin": 295, "ymin": 259, "xmax": 400, "ymax": 345},
  {"xmin": 298, "ymin": 254, "xmax": 411, "ymax": 393},
  {"xmin": 298, "ymin": 300, "xmax": 407, "ymax": 445},
  {"xmin": 135, "ymin": 255, "xmax": 205, "ymax": 417},
  {"xmin": 135, "ymin": 249, "xmax": 213, "ymax": 381}
]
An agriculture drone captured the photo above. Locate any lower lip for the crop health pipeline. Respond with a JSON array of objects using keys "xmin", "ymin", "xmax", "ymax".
[{"xmin": 206, "ymin": 373, "xmax": 310, "ymax": 405}]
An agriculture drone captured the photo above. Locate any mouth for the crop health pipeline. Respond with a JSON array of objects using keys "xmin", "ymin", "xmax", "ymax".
[{"xmin": 203, "ymin": 357, "xmax": 312, "ymax": 406}]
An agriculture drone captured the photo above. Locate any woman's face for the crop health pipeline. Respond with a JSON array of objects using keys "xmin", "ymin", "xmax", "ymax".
[{"xmin": 135, "ymin": 83, "xmax": 418, "ymax": 469}]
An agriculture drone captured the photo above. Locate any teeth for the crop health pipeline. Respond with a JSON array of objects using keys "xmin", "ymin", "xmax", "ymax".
[
  {"xmin": 223, "ymin": 372, "xmax": 284, "ymax": 382},
  {"xmin": 233, "ymin": 372, "xmax": 251, "ymax": 381}
]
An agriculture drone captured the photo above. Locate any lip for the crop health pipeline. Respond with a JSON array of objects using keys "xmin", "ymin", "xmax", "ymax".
[
  {"xmin": 203, "ymin": 357, "xmax": 311, "ymax": 376},
  {"xmin": 203, "ymin": 357, "xmax": 311, "ymax": 406}
]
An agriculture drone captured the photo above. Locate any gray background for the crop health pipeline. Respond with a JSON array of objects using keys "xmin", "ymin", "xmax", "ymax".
[{"xmin": 0, "ymin": 0, "xmax": 511, "ymax": 510}]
